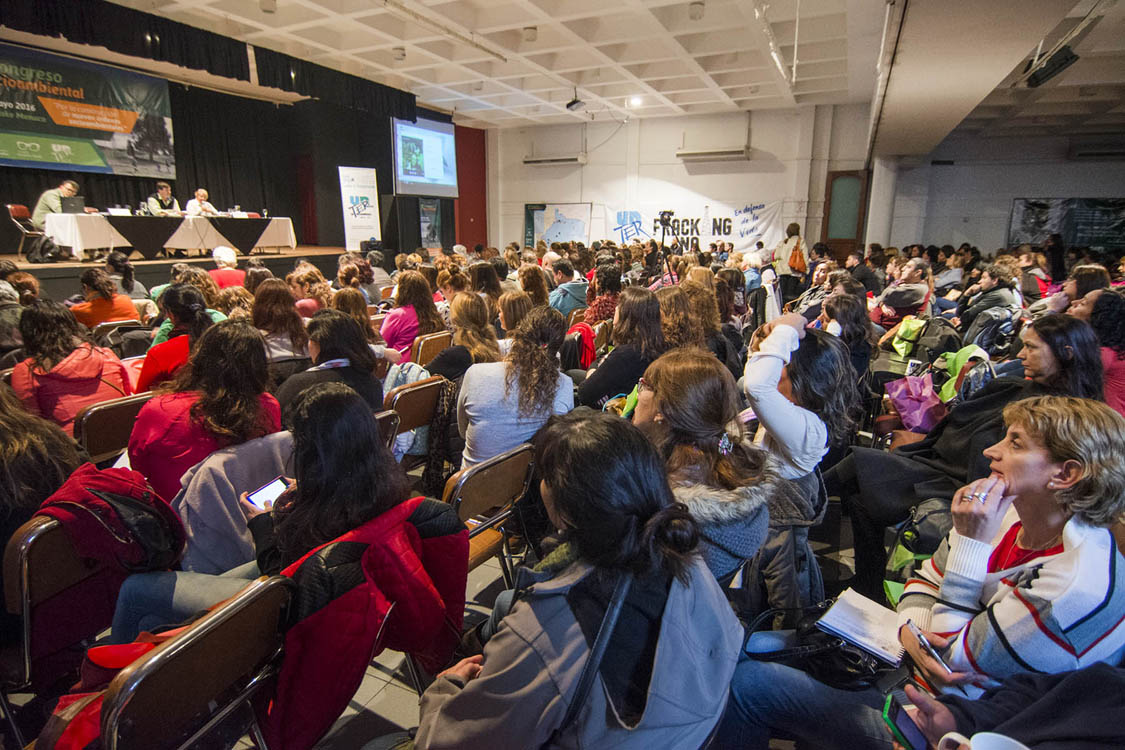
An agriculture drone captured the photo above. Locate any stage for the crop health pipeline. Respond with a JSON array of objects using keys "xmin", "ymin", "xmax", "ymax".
[{"xmin": 4, "ymin": 245, "xmax": 347, "ymax": 302}]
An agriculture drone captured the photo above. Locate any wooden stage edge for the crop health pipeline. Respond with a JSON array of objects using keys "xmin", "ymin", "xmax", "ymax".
[{"xmin": 2, "ymin": 244, "xmax": 345, "ymax": 272}]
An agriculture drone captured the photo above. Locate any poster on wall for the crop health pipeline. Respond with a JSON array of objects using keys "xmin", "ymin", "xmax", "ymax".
[
  {"xmin": 0, "ymin": 42, "xmax": 174, "ymax": 178},
  {"xmin": 338, "ymin": 166, "xmax": 381, "ymax": 252},
  {"xmin": 419, "ymin": 197, "xmax": 441, "ymax": 250},
  {"xmin": 1008, "ymin": 198, "xmax": 1125, "ymax": 252},
  {"xmin": 534, "ymin": 203, "xmax": 591, "ymax": 246},
  {"xmin": 606, "ymin": 200, "xmax": 784, "ymax": 256}
]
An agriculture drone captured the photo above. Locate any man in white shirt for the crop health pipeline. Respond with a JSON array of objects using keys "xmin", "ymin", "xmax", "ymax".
[
  {"xmin": 145, "ymin": 182, "xmax": 181, "ymax": 216},
  {"xmin": 185, "ymin": 188, "xmax": 218, "ymax": 216}
]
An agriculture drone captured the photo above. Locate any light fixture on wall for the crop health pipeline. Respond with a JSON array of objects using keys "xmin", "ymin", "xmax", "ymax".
[
  {"xmin": 260, "ymin": 0, "xmax": 277, "ymax": 12},
  {"xmin": 392, "ymin": 47, "xmax": 406, "ymax": 62},
  {"xmin": 689, "ymin": 2, "xmax": 705, "ymax": 21},
  {"xmin": 522, "ymin": 26, "xmax": 538, "ymax": 42}
]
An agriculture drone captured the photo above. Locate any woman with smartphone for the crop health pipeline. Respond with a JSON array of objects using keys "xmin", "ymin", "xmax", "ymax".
[
  {"xmin": 715, "ymin": 395, "xmax": 1125, "ymax": 749},
  {"xmin": 111, "ymin": 382, "xmax": 440, "ymax": 642}
]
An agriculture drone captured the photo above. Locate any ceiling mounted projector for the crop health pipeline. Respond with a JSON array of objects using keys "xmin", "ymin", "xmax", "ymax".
[{"xmin": 566, "ymin": 88, "xmax": 585, "ymax": 111}]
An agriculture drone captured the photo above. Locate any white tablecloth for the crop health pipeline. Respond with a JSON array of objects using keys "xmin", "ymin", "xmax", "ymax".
[
  {"xmin": 44, "ymin": 213, "xmax": 128, "ymax": 256},
  {"xmin": 45, "ymin": 214, "xmax": 298, "ymax": 256}
]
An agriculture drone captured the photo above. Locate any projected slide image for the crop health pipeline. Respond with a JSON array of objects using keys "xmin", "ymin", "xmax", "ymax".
[{"xmin": 392, "ymin": 116, "xmax": 459, "ymax": 198}]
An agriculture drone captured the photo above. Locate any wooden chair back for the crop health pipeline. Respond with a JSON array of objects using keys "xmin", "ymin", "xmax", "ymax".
[
  {"xmin": 370, "ymin": 313, "xmax": 386, "ymax": 331},
  {"xmin": 410, "ymin": 331, "xmax": 452, "ymax": 368},
  {"xmin": 73, "ymin": 392, "xmax": 156, "ymax": 464},
  {"xmin": 593, "ymin": 320, "xmax": 611, "ymax": 351},
  {"xmin": 566, "ymin": 307, "xmax": 586, "ymax": 328},
  {"xmin": 441, "ymin": 443, "xmax": 534, "ymax": 524},
  {"xmin": 383, "ymin": 376, "xmax": 443, "ymax": 434},
  {"xmin": 2, "ymin": 516, "xmax": 112, "ymax": 689},
  {"xmin": 91, "ymin": 319, "xmax": 144, "ymax": 341},
  {"xmin": 100, "ymin": 576, "xmax": 293, "ymax": 750},
  {"xmin": 380, "ymin": 286, "xmax": 394, "ymax": 300},
  {"xmin": 373, "ymin": 410, "xmax": 401, "ymax": 450}
]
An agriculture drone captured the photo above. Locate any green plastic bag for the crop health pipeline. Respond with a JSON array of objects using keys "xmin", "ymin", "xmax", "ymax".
[
  {"xmin": 935, "ymin": 344, "xmax": 989, "ymax": 402},
  {"xmin": 891, "ymin": 317, "xmax": 927, "ymax": 358}
]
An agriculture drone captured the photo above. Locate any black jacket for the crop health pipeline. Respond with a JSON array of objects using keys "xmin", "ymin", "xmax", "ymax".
[
  {"xmin": 956, "ymin": 285, "xmax": 1018, "ymax": 330},
  {"xmin": 849, "ymin": 264, "xmax": 882, "ymax": 295}
]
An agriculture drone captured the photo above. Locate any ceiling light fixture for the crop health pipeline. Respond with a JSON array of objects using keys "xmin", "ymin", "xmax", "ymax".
[
  {"xmin": 522, "ymin": 26, "xmax": 538, "ymax": 43},
  {"xmin": 392, "ymin": 46, "xmax": 406, "ymax": 61},
  {"xmin": 380, "ymin": 0, "xmax": 507, "ymax": 63},
  {"xmin": 566, "ymin": 87, "xmax": 585, "ymax": 112},
  {"xmin": 260, "ymin": 0, "xmax": 277, "ymax": 13},
  {"xmin": 628, "ymin": 95, "xmax": 643, "ymax": 108},
  {"xmin": 689, "ymin": 2, "xmax": 705, "ymax": 21}
]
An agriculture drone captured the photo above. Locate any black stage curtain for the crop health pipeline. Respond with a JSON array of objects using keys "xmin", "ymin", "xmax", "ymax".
[
  {"xmin": 0, "ymin": 0, "xmax": 250, "ymax": 80},
  {"xmin": 255, "ymin": 46, "xmax": 416, "ymax": 121},
  {"xmin": 0, "ymin": 84, "xmax": 301, "ymax": 253}
]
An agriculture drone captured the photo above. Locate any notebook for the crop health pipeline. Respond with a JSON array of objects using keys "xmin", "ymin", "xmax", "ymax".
[{"xmin": 815, "ymin": 588, "xmax": 905, "ymax": 665}]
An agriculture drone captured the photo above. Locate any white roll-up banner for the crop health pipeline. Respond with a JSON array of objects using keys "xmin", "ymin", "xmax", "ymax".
[{"xmin": 338, "ymin": 166, "xmax": 381, "ymax": 251}]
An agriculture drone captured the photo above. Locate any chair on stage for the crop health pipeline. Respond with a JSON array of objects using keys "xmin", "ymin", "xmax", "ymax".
[{"xmin": 7, "ymin": 204, "xmax": 44, "ymax": 259}]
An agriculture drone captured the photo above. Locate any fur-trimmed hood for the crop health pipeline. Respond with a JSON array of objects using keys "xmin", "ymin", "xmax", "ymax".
[{"xmin": 672, "ymin": 474, "xmax": 775, "ymax": 526}]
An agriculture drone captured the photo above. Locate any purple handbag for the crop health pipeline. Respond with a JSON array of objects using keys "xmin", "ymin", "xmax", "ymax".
[{"xmin": 884, "ymin": 373, "xmax": 947, "ymax": 433}]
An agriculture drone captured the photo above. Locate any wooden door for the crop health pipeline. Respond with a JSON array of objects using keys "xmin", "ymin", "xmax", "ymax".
[{"xmin": 821, "ymin": 170, "xmax": 869, "ymax": 262}]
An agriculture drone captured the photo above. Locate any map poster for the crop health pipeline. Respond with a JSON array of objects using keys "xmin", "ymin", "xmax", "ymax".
[
  {"xmin": 534, "ymin": 203, "xmax": 591, "ymax": 246},
  {"xmin": 1008, "ymin": 198, "xmax": 1125, "ymax": 252},
  {"xmin": 338, "ymin": 166, "xmax": 381, "ymax": 252},
  {"xmin": 0, "ymin": 42, "xmax": 173, "ymax": 178}
]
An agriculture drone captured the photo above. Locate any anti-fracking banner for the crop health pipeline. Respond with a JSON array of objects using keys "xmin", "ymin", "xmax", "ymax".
[{"xmin": 0, "ymin": 42, "xmax": 174, "ymax": 178}]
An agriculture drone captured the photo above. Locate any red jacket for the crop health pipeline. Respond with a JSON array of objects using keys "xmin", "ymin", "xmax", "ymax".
[
  {"xmin": 135, "ymin": 334, "xmax": 189, "ymax": 392},
  {"xmin": 262, "ymin": 496, "xmax": 468, "ymax": 750},
  {"xmin": 127, "ymin": 391, "xmax": 281, "ymax": 504},
  {"xmin": 208, "ymin": 267, "xmax": 246, "ymax": 289},
  {"xmin": 11, "ymin": 344, "xmax": 131, "ymax": 436}
]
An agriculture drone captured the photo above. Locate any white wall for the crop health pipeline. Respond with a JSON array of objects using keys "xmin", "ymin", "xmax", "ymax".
[
  {"xmin": 486, "ymin": 103, "xmax": 870, "ymax": 253},
  {"xmin": 886, "ymin": 135, "xmax": 1125, "ymax": 250}
]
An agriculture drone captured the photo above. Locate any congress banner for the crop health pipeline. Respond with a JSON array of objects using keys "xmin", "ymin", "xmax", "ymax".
[
  {"xmin": 338, "ymin": 166, "xmax": 381, "ymax": 252},
  {"xmin": 0, "ymin": 42, "xmax": 173, "ymax": 178},
  {"xmin": 1008, "ymin": 197, "xmax": 1125, "ymax": 252}
]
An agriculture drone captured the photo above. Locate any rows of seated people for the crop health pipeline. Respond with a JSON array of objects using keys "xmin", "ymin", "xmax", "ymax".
[{"xmin": 1, "ymin": 230, "xmax": 1125, "ymax": 749}]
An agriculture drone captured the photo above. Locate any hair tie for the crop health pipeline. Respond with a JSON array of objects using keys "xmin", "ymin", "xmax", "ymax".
[
  {"xmin": 190, "ymin": 303, "xmax": 203, "ymax": 312},
  {"xmin": 717, "ymin": 432, "xmax": 733, "ymax": 456}
]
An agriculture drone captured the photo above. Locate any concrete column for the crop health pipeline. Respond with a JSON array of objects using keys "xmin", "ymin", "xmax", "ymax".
[{"xmin": 864, "ymin": 155, "xmax": 898, "ymax": 248}]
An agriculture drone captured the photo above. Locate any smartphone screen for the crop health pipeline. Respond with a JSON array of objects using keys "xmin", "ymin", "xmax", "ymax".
[
  {"xmin": 246, "ymin": 476, "xmax": 288, "ymax": 510},
  {"xmin": 884, "ymin": 695, "xmax": 928, "ymax": 750}
]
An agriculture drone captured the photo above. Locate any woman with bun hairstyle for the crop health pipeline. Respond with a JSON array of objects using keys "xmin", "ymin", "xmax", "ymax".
[
  {"xmin": 407, "ymin": 410, "xmax": 743, "ymax": 749},
  {"xmin": 136, "ymin": 284, "xmax": 215, "ymax": 392}
]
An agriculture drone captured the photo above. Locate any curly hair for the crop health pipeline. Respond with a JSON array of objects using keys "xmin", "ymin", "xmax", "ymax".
[
  {"xmin": 1090, "ymin": 288, "xmax": 1125, "ymax": 357},
  {"xmin": 178, "ymin": 266, "xmax": 221, "ymax": 308},
  {"xmin": 18, "ymin": 300, "xmax": 89, "ymax": 371},
  {"xmin": 287, "ymin": 267, "xmax": 333, "ymax": 309},
  {"xmin": 244, "ymin": 267, "xmax": 274, "ymax": 296},
  {"xmin": 1002, "ymin": 396, "xmax": 1125, "ymax": 527},
  {"xmin": 450, "ymin": 292, "xmax": 500, "ymax": 364},
  {"xmin": 505, "ymin": 305, "xmax": 566, "ymax": 418},
  {"xmin": 437, "ymin": 268, "xmax": 470, "ymax": 296},
  {"xmin": 612, "ymin": 285, "xmax": 666, "ymax": 358},
  {"xmin": 79, "ymin": 268, "xmax": 116, "ymax": 301},
  {"xmin": 0, "ymin": 383, "xmax": 81, "ymax": 517},
  {"xmin": 518, "ymin": 265, "xmax": 550, "ymax": 307},
  {"xmin": 331, "ymin": 287, "xmax": 384, "ymax": 344},
  {"xmin": 680, "ymin": 280, "xmax": 722, "ymax": 336},
  {"xmin": 169, "ymin": 319, "xmax": 273, "ymax": 444},
  {"xmin": 214, "ymin": 286, "xmax": 254, "ymax": 320},
  {"xmin": 787, "ymin": 328, "xmax": 861, "ymax": 445},
  {"xmin": 252, "ymin": 279, "xmax": 309, "ymax": 352},
  {"xmin": 271, "ymin": 383, "xmax": 409, "ymax": 565},
  {"xmin": 656, "ymin": 285, "xmax": 705, "ymax": 350},
  {"xmin": 395, "ymin": 270, "xmax": 445, "ymax": 335}
]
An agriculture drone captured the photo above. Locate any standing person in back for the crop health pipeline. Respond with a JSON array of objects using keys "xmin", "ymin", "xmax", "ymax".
[
  {"xmin": 208, "ymin": 246, "xmax": 245, "ymax": 289},
  {"xmin": 771, "ymin": 223, "xmax": 807, "ymax": 306},
  {"xmin": 380, "ymin": 270, "xmax": 446, "ymax": 362},
  {"xmin": 69, "ymin": 268, "xmax": 139, "ymax": 329},
  {"xmin": 457, "ymin": 306, "xmax": 572, "ymax": 467},
  {"xmin": 128, "ymin": 320, "xmax": 281, "ymax": 502},
  {"xmin": 11, "ymin": 301, "xmax": 132, "ymax": 436}
]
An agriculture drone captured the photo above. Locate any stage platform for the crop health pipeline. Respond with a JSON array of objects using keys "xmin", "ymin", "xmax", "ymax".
[{"xmin": 3, "ymin": 245, "xmax": 346, "ymax": 302}]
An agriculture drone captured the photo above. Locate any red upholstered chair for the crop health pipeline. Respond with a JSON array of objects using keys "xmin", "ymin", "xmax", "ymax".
[
  {"xmin": 7, "ymin": 204, "xmax": 43, "ymax": 259},
  {"xmin": 246, "ymin": 212, "xmax": 262, "ymax": 218}
]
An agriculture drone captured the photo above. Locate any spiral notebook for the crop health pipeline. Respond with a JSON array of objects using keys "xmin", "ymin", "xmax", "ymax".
[{"xmin": 815, "ymin": 588, "xmax": 905, "ymax": 665}]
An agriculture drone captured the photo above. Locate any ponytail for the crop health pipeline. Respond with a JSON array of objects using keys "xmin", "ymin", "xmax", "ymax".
[
  {"xmin": 79, "ymin": 268, "xmax": 116, "ymax": 301},
  {"xmin": 160, "ymin": 283, "xmax": 214, "ymax": 346},
  {"xmin": 106, "ymin": 251, "xmax": 135, "ymax": 293},
  {"xmin": 639, "ymin": 503, "xmax": 699, "ymax": 583}
]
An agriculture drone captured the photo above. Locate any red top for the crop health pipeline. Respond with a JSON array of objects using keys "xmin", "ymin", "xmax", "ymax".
[
  {"xmin": 988, "ymin": 521, "xmax": 1065, "ymax": 572},
  {"xmin": 128, "ymin": 391, "xmax": 281, "ymax": 503},
  {"xmin": 208, "ymin": 267, "xmax": 246, "ymax": 289},
  {"xmin": 10, "ymin": 343, "xmax": 132, "ymax": 436},
  {"xmin": 135, "ymin": 334, "xmax": 190, "ymax": 393},
  {"xmin": 295, "ymin": 298, "xmax": 322, "ymax": 318},
  {"xmin": 70, "ymin": 295, "xmax": 139, "ymax": 329}
]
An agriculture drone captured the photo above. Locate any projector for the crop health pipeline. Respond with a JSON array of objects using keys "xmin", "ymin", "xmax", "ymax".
[
  {"xmin": 566, "ymin": 96, "xmax": 585, "ymax": 112},
  {"xmin": 1026, "ymin": 45, "xmax": 1079, "ymax": 88}
]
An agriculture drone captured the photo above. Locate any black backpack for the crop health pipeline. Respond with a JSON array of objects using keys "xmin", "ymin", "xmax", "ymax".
[
  {"xmin": 26, "ymin": 234, "xmax": 65, "ymax": 263},
  {"xmin": 914, "ymin": 317, "xmax": 962, "ymax": 363},
  {"xmin": 964, "ymin": 306, "xmax": 1021, "ymax": 358}
]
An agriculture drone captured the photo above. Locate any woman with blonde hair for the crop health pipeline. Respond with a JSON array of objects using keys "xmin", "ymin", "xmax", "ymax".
[
  {"xmin": 518, "ymin": 264, "xmax": 551, "ymax": 307},
  {"xmin": 498, "ymin": 290, "xmax": 533, "ymax": 355},
  {"xmin": 686, "ymin": 266, "xmax": 715, "ymax": 290},
  {"xmin": 656, "ymin": 285, "xmax": 705, "ymax": 350},
  {"xmin": 287, "ymin": 266, "xmax": 333, "ymax": 317},
  {"xmin": 380, "ymin": 269, "xmax": 446, "ymax": 362},
  {"xmin": 426, "ymin": 292, "xmax": 501, "ymax": 381}
]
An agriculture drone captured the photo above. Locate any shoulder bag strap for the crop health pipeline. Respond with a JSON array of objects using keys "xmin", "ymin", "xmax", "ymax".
[{"xmin": 543, "ymin": 571, "xmax": 633, "ymax": 748}]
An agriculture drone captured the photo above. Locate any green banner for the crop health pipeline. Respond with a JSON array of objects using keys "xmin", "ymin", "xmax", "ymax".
[{"xmin": 0, "ymin": 42, "xmax": 173, "ymax": 178}]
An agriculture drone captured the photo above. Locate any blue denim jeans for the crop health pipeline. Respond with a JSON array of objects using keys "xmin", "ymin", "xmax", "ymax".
[
  {"xmin": 110, "ymin": 560, "xmax": 261, "ymax": 643},
  {"xmin": 712, "ymin": 655, "xmax": 893, "ymax": 750}
]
